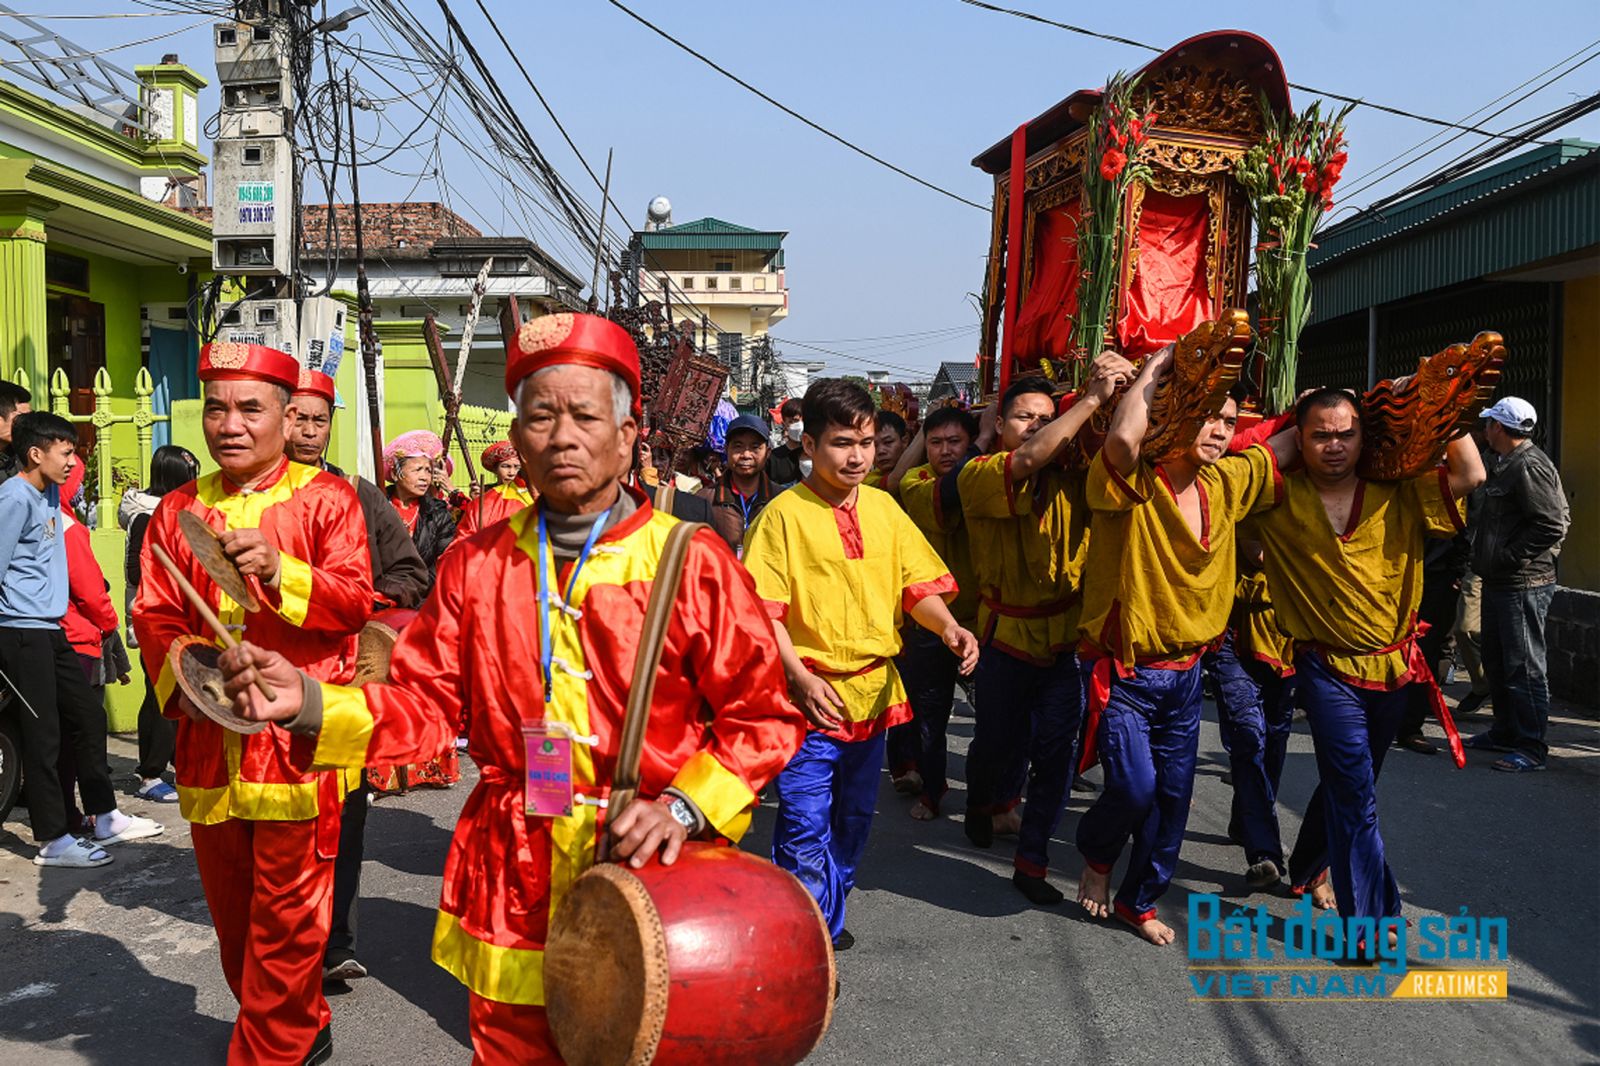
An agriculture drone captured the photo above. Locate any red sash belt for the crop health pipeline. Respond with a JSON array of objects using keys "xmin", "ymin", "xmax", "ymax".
[
  {"xmin": 1072, "ymin": 640, "xmax": 1215, "ymax": 774},
  {"xmin": 979, "ymin": 592, "xmax": 1079, "ymax": 619},
  {"xmin": 801, "ymin": 656, "xmax": 889, "ymax": 679},
  {"xmin": 1308, "ymin": 617, "xmax": 1464, "ymax": 769}
]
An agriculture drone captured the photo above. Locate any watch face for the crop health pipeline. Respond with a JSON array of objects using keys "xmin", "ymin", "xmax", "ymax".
[{"xmin": 670, "ymin": 799, "xmax": 696, "ymax": 829}]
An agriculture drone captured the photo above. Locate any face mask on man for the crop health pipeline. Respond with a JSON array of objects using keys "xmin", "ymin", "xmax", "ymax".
[{"xmin": 786, "ymin": 422, "xmax": 803, "ymax": 444}]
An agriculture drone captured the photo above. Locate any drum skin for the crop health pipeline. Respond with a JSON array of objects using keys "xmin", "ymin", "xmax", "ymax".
[{"xmin": 545, "ymin": 842, "xmax": 835, "ymax": 1066}]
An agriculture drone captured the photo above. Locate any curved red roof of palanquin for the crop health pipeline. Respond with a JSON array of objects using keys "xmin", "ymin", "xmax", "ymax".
[{"xmin": 972, "ymin": 30, "xmax": 1292, "ymax": 174}]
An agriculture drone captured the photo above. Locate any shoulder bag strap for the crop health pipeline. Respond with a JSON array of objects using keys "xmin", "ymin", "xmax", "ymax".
[{"xmin": 604, "ymin": 520, "xmax": 705, "ymax": 850}]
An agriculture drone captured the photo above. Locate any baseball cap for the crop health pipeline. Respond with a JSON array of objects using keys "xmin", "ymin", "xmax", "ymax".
[
  {"xmin": 1482, "ymin": 396, "xmax": 1537, "ymax": 434},
  {"xmin": 725, "ymin": 414, "xmax": 773, "ymax": 443}
]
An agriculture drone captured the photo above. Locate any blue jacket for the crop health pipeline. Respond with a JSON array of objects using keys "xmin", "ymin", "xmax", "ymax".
[{"xmin": 0, "ymin": 475, "xmax": 67, "ymax": 627}]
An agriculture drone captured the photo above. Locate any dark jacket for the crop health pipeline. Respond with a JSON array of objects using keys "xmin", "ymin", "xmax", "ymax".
[
  {"xmin": 650, "ymin": 481, "xmax": 716, "ymax": 529},
  {"xmin": 766, "ymin": 444, "xmax": 804, "ymax": 485},
  {"xmin": 326, "ymin": 463, "xmax": 430, "ymax": 609},
  {"xmin": 0, "ymin": 444, "xmax": 16, "ymax": 484},
  {"xmin": 1471, "ymin": 442, "xmax": 1569, "ymax": 588},
  {"xmin": 388, "ymin": 488, "xmax": 457, "ymax": 589},
  {"xmin": 698, "ymin": 473, "xmax": 779, "ymax": 553}
]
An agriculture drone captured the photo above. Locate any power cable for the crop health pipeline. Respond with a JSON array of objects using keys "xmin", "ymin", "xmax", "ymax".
[{"xmin": 600, "ymin": 0, "xmax": 988, "ymax": 211}]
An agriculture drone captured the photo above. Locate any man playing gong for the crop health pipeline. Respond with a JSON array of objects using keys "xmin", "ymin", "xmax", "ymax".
[
  {"xmin": 132, "ymin": 342, "xmax": 374, "ymax": 1065},
  {"xmin": 213, "ymin": 312, "xmax": 807, "ymax": 1063}
]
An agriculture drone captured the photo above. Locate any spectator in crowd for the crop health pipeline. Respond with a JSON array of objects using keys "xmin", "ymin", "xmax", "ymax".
[
  {"xmin": 767, "ymin": 397, "xmax": 806, "ymax": 484},
  {"xmin": 122, "ymin": 444, "xmax": 201, "ymax": 802},
  {"xmin": 867, "ymin": 410, "xmax": 909, "ymax": 490},
  {"xmin": 1465, "ymin": 397, "xmax": 1570, "ymax": 772},
  {"xmin": 0, "ymin": 412, "xmax": 161, "ymax": 867},
  {"xmin": 1452, "ymin": 570, "xmax": 1491, "ymax": 715},
  {"xmin": 385, "ymin": 430, "xmax": 457, "ymax": 587},
  {"xmin": 700, "ymin": 413, "xmax": 779, "ymax": 554},
  {"xmin": 0, "ymin": 381, "xmax": 31, "ymax": 483},
  {"xmin": 57, "ymin": 457, "xmax": 132, "ymax": 825}
]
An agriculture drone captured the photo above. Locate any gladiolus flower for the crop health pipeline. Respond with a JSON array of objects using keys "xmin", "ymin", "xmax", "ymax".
[{"xmin": 1100, "ymin": 148, "xmax": 1128, "ymax": 181}]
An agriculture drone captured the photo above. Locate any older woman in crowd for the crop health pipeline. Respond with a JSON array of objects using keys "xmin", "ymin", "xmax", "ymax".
[{"xmin": 384, "ymin": 430, "xmax": 457, "ymax": 587}]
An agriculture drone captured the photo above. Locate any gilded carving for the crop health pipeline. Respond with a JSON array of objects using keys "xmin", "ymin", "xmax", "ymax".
[{"xmin": 1144, "ymin": 66, "xmax": 1263, "ymax": 137}]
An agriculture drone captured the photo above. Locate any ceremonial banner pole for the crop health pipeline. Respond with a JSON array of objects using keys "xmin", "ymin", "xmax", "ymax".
[
  {"xmin": 346, "ymin": 73, "xmax": 385, "ymax": 482},
  {"xmin": 587, "ymin": 148, "xmax": 613, "ymax": 314},
  {"xmin": 424, "ymin": 313, "xmax": 479, "ymax": 493}
]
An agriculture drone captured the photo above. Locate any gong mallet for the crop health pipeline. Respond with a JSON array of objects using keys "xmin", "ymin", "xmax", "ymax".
[{"xmin": 150, "ymin": 542, "xmax": 277, "ymax": 703}]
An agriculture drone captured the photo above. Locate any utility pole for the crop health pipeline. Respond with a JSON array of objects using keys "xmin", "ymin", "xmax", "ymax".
[{"xmin": 346, "ymin": 71, "xmax": 385, "ymax": 481}]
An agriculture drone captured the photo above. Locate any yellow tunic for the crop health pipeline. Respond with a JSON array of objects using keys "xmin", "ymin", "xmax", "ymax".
[
  {"xmin": 1253, "ymin": 468, "xmax": 1465, "ymax": 687},
  {"xmin": 956, "ymin": 452, "xmax": 1089, "ymax": 665},
  {"xmin": 1231, "ymin": 569, "xmax": 1295, "ymax": 675},
  {"xmin": 743, "ymin": 482, "xmax": 955, "ymax": 739},
  {"xmin": 1078, "ymin": 445, "xmax": 1281, "ymax": 668},
  {"xmin": 898, "ymin": 463, "xmax": 979, "ymax": 628}
]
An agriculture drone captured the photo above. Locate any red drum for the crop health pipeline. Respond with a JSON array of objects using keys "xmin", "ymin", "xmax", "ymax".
[{"xmin": 544, "ymin": 842, "xmax": 835, "ymax": 1066}]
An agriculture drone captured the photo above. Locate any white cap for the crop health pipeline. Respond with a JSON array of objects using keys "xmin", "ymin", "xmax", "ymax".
[{"xmin": 1482, "ymin": 396, "xmax": 1537, "ymax": 433}]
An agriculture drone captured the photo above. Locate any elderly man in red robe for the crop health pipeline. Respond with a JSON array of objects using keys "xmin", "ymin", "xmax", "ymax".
[
  {"xmin": 455, "ymin": 439, "xmax": 536, "ymax": 540},
  {"xmin": 216, "ymin": 312, "xmax": 806, "ymax": 1064},
  {"xmin": 132, "ymin": 342, "xmax": 373, "ymax": 1066}
]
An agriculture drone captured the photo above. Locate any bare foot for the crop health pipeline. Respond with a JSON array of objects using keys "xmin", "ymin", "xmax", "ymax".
[
  {"xmin": 1077, "ymin": 864, "xmax": 1111, "ymax": 918},
  {"xmin": 1121, "ymin": 913, "xmax": 1177, "ymax": 946},
  {"xmin": 1310, "ymin": 871, "xmax": 1336, "ymax": 911},
  {"xmin": 909, "ymin": 800, "xmax": 935, "ymax": 821},
  {"xmin": 993, "ymin": 809, "xmax": 1022, "ymax": 837}
]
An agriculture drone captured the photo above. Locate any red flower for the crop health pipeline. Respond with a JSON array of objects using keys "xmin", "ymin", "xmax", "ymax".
[
  {"xmin": 1100, "ymin": 148, "xmax": 1128, "ymax": 181},
  {"xmin": 1291, "ymin": 156, "xmax": 1313, "ymax": 177},
  {"xmin": 1145, "ymin": 110, "xmax": 1159, "ymax": 128},
  {"xmin": 1304, "ymin": 170, "xmax": 1321, "ymax": 196},
  {"xmin": 1128, "ymin": 117, "xmax": 1142, "ymax": 142},
  {"xmin": 1109, "ymin": 124, "xmax": 1129, "ymax": 149}
]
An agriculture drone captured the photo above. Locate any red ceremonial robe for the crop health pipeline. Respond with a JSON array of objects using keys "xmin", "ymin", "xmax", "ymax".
[
  {"xmin": 290, "ymin": 488, "xmax": 805, "ymax": 1021},
  {"xmin": 454, "ymin": 481, "xmax": 536, "ymax": 542},
  {"xmin": 131, "ymin": 456, "xmax": 373, "ymax": 1066}
]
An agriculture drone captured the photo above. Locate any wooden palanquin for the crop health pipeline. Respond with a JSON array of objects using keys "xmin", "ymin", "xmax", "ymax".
[{"xmin": 973, "ymin": 31, "xmax": 1291, "ymax": 394}]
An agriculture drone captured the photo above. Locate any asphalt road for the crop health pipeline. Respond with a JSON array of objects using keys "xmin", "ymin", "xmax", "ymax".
[{"xmin": 2, "ymin": 682, "xmax": 1596, "ymax": 1065}]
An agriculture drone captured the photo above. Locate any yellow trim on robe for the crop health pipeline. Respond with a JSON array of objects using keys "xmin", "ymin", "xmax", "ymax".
[
  {"xmin": 273, "ymin": 552, "xmax": 314, "ymax": 627},
  {"xmin": 312, "ymin": 683, "xmax": 376, "ymax": 770},
  {"xmin": 899, "ymin": 462, "xmax": 979, "ymax": 627},
  {"xmin": 178, "ymin": 777, "xmax": 325, "ymax": 824},
  {"xmin": 153, "ymin": 654, "xmax": 178, "ymax": 710},
  {"xmin": 670, "ymin": 750, "xmax": 757, "ymax": 841},
  {"xmin": 432, "ymin": 910, "xmax": 546, "ymax": 1006}
]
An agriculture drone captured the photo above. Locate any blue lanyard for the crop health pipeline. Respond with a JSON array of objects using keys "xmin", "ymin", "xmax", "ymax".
[
  {"xmin": 733, "ymin": 488, "xmax": 755, "ymax": 531},
  {"xmin": 536, "ymin": 505, "xmax": 611, "ymax": 705}
]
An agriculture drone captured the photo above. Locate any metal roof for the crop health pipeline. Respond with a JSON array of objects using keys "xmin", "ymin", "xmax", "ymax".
[
  {"xmin": 1306, "ymin": 140, "xmax": 1600, "ymax": 323},
  {"xmin": 934, "ymin": 360, "xmax": 979, "ymax": 384},
  {"xmin": 636, "ymin": 216, "xmax": 786, "ymax": 251}
]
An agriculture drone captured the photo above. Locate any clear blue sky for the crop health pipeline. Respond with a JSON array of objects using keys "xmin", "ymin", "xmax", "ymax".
[{"xmin": 40, "ymin": 1, "xmax": 1600, "ymax": 377}]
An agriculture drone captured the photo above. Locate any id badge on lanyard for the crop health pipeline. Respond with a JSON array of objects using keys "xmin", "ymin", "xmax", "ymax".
[
  {"xmin": 525, "ymin": 504, "xmax": 610, "ymax": 819},
  {"xmin": 523, "ymin": 723, "xmax": 575, "ymax": 817}
]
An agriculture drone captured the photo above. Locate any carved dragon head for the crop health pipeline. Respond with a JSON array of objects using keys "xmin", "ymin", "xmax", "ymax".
[{"xmin": 1358, "ymin": 331, "xmax": 1505, "ymax": 480}]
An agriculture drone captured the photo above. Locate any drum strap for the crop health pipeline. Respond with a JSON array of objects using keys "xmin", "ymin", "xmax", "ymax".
[
  {"xmin": 604, "ymin": 520, "xmax": 706, "ymax": 853},
  {"xmin": 656, "ymin": 483, "xmax": 677, "ymax": 516}
]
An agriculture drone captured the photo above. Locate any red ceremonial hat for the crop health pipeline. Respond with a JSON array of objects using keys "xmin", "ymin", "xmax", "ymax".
[
  {"xmin": 199, "ymin": 342, "xmax": 300, "ymax": 392},
  {"xmin": 504, "ymin": 312, "xmax": 642, "ymax": 417},
  {"xmin": 292, "ymin": 368, "xmax": 337, "ymax": 407},
  {"xmin": 481, "ymin": 440, "xmax": 518, "ymax": 468}
]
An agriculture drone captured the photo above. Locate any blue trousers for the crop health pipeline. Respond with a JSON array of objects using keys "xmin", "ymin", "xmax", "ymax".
[
  {"xmin": 772, "ymin": 730, "xmax": 886, "ymax": 940},
  {"xmin": 1481, "ymin": 582, "xmax": 1556, "ymax": 762},
  {"xmin": 1076, "ymin": 664, "xmax": 1203, "ymax": 919},
  {"xmin": 966, "ymin": 646, "xmax": 1085, "ymax": 876},
  {"xmin": 1203, "ymin": 631, "xmax": 1296, "ymax": 868},
  {"xmin": 1295, "ymin": 653, "xmax": 1407, "ymax": 921},
  {"xmin": 885, "ymin": 627, "xmax": 962, "ymax": 810}
]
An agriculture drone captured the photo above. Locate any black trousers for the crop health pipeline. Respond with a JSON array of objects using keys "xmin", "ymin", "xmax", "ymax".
[
  {"xmin": 0, "ymin": 626, "xmax": 116, "ymax": 843},
  {"xmin": 328, "ymin": 780, "xmax": 369, "ymax": 955},
  {"xmin": 1397, "ymin": 574, "xmax": 1463, "ymax": 739},
  {"xmin": 135, "ymin": 677, "xmax": 176, "ymax": 779}
]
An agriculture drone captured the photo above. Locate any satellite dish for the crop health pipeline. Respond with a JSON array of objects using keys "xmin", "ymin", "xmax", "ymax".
[{"xmin": 646, "ymin": 196, "xmax": 673, "ymax": 230}]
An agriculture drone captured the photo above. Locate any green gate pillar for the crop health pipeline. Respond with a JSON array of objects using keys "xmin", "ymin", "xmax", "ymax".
[{"xmin": 0, "ymin": 195, "xmax": 53, "ymax": 403}]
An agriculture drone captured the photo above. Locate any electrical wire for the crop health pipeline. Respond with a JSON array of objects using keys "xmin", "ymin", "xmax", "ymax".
[
  {"xmin": 955, "ymin": 0, "xmax": 1567, "ymax": 144},
  {"xmin": 600, "ymin": 0, "xmax": 987, "ymax": 211}
]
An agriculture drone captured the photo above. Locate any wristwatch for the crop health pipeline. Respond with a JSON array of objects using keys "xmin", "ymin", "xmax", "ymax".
[{"xmin": 662, "ymin": 794, "xmax": 699, "ymax": 833}]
